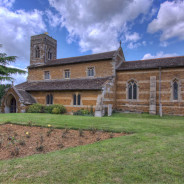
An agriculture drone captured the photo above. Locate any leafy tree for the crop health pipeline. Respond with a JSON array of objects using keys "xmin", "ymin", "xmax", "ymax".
[
  {"xmin": 0, "ymin": 84, "xmax": 11, "ymax": 105},
  {"xmin": 0, "ymin": 45, "xmax": 26, "ymax": 82}
]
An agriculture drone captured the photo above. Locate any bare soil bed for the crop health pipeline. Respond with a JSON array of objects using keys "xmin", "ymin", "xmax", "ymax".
[{"xmin": 0, "ymin": 124, "xmax": 126, "ymax": 160}]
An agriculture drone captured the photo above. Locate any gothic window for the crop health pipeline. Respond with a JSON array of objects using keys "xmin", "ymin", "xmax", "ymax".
[
  {"xmin": 73, "ymin": 94, "xmax": 76, "ymax": 105},
  {"xmin": 87, "ymin": 67, "xmax": 94, "ymax": 77},
  {"xmin": 173, "ymin": 79, "xmax": 179, "ymax": 100},
  {"xmin": 35, "ymin": 46, "xmax": 40, "ymax": 58},
  {"xmin": 48, "ymin": 49, "xmax": 52, "ymax": 60},
  {"xmin": 73, "ymin": 94, "xmax": 81, "ymax": 106},
  {"xmin": 46, "ymin": 94, "xmax": 53, "ymax": 105},
  {"xmin": 64, "ymin": 69, "xmax": 70, "ymax": 79},
  {"xmin": 44, "ymin": 71, "xmax": 50, "ymax": 80},
  {"xmin": 128, "ymin": 80, "xmax": 137, "ymax": 100}
]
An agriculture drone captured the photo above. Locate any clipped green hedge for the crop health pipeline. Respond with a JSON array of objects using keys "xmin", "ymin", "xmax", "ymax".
[{"xmin": 27, "ymin": 104, "xmax": 66, "ymax": 114}]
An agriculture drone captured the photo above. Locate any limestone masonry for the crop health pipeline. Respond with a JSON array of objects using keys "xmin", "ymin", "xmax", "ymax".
[{"xmin": 1, "ymin": 33, "xmax": 184, "ymax": 116}]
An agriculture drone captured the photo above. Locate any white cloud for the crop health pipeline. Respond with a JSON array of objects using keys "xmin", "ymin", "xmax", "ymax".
[
  {"xmin": 142, "ymin": 51, "xmax": 177, "ymax": 60},
  {"xmin": 0, "ymin": 5, "xmax": 46, "ymax": 65},
  {"xmin": 125, "ymin": 32, "xmax": 141, "ymax": 42},
  {"xmin": 45, "ymin": 10, "xmax": 62, "ymax": 28},
  {"xmin": 0, "ymin": 0, "xmax": 15, "ymax": 8},
  {"xmin": 148, "ymin": 1, "xmax": 184, "ymax": 41},
  {"xmin": 48, "ymin": 0, "xmax": 152, "ymax": 53}
]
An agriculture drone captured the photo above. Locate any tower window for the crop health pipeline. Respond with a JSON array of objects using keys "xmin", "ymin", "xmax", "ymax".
[
  {"xmin": 173, "ymin": 79, "xmax": 179, "ymax": 100},
  {"xmin": 48, "ymin": 49, "xmax": 52, "ymax": 60},
  {"xmin": 46, "ymin": 94, "xmax": 53, "ymax": 105},
  {"xmin": 44, "ymin": 71, "xmax": 50, "ymax": 80},
  {"xmin": 35, "ymin": 46, "xmax": 40, "ymax": 58},
  {"xmin": 128, "ymin": 80, "xmax": 137, "ymax": 100},
  {"xmin": 87, "ymin": 67, "xmax": 94, "ymax": 77},
  {"xmin": 64, "ymin": 69, "xmax": 70, "ymax": 79},
  {"xmin": 73, "ymin": 94, "xmax": 81, "ymax": 106}
]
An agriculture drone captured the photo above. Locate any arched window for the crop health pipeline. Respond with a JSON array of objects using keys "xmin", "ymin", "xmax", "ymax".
[
  {"xmin": 46, "ymin": 94, "xmax": 53, "ymax": 105},
  {"xmin": 173, "ymin": 79, "xmax": 179, "ymax": 100},
  {"xmin": 73, "ymin": 94, "xmax": 81, "ymax": 106},
  {"xmin": 35, "ymin": 46, "xmax": 40, "ymax": 58},
  {"xmin": 48, "ymin": 49, "xmax": 52, "ymax": 60},
  {"xmin": 128, "ymin": 80, "xmax": 137, "ymax": 100}
]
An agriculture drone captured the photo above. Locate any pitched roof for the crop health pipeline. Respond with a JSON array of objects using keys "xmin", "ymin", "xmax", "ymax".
[
  {"xmin": 15, "ymin": 77, "xmax": 111, "ymax": 91},
  {"xmin": 117, "ymin": 56, "xmax": 184, "ymax": 71},
  {"xmin": 17, "ymin": 89, "xmax": 36, "ymax": 105},
  {"xmin": 29, "ymin": 51, "xmax": 116, "ymax": 68}
]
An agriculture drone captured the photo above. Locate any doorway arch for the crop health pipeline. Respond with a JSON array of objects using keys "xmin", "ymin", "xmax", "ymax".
[{"xmin": 5, "ymin": 94, "xmax": 17, "ymax": 113}]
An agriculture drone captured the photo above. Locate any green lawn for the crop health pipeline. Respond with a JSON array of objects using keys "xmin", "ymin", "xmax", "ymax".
[{"xmin": 0, "ymin": 113, "xmax": 184, "ymax": 184}]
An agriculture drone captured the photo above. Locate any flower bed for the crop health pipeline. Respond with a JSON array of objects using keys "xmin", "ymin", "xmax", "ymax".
[{"xmin": 0, "ymin": 124, "xmax": 126, "ymax": 160}]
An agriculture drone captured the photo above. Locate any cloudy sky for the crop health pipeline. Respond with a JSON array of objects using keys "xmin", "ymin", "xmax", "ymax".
[{"xmin": 0, "ymin": 0, "xmax": 184, "ymax": 84}]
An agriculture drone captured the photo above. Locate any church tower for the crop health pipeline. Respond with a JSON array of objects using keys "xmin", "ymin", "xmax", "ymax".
[{"xmin": 30, "ymin": 33, "xmax": 57, "ymax": 66}]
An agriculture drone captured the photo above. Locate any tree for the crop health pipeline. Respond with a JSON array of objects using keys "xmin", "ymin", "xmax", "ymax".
[
  {"xmin": 0, "ymin": 46, "xmax": 26, "ymax": 82},
  {"xmin": 0, "ymin": 84, "xmax": 11, "ymax": 105}
]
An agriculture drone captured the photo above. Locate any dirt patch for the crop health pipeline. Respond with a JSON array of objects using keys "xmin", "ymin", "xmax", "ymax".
[{"xmin": 0, "ymin": 124, "xmax": 126, "ymax": 160}]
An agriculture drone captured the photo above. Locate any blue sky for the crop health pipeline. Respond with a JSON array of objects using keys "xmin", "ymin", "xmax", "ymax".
[{"xmin": 0, "ymin": 0, "xmax": 184, "ymax": 84}]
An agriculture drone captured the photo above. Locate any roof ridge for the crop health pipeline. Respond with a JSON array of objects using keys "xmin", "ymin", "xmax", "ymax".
[
  {"xmin": 126, "ymin": 55, "xmax": 184, "ymax": 63},
  {"xmin": 50, "ymin": 50, "xmax": 117, "ymax": 62}
]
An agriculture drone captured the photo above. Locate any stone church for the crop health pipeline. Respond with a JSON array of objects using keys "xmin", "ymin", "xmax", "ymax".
[{"xmin": 1, "ymin": 33, "xmax": 184, "ymax": 116}]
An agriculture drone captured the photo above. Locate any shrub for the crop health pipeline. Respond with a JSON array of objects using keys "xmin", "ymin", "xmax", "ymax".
[
  {"xmin": 45, "ymin": 104, "xmax": 66, "ymax": 114},
  {"xmin": 27, "ymin": 104, "xmax": 44, "ymax": 113},
  {"xmin": 27, "ymin": 104, "xmax": 66, "ymax": 114},
  {"xmin": 52, "ymin": 107, "xmax": 61, "ymax": 114},
  {"xmin": 73, "ymin": 109, "xmax": 93, "ymax": 116}
]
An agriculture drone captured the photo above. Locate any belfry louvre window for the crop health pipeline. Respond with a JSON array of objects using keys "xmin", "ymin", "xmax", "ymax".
[
  {"xmin": 73, "ymin": 94, "xmax": 81, "ymax": 106},
  {"xmin": 64, "ymin": 70, "xmax": 70, "ymax": 79},
  {"xmin": 128, "ymin": 80, "xmax": 137, "ymax": 100},
  {"xmin": 46, "ymin": 94, "xmax": 53, "ymax": 105},
  {"xmin": 48, "ymin": 49, "xmax": 52, "ymax": 60},
  {"xmin": 87, "ymin": 67, "xmax": 94, "ymax": 77},
  {"xmin": 173, "ymin": 80, "xmax": 179, "ymax": 100},
  {"xmin": 44, "ymin": 71, "xmax": 50, "ymax": 80},
  {"xmin": 35, "ymin": 46, "xmax": 40, "ymax": 58}
]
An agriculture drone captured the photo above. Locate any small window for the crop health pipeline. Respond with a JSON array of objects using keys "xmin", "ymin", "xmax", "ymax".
[
  {"xmin": 87, "ymin": 67, "xmax": 94, "ymax": 77},
  {"xmin": 73, "ymin": 94, "xmax": 77, "ymax": 105},
  {"xmin": 44, "ymin": 71, "xmax": 50, "ymax": 80},
  {"xmin": 48, "ymin": 49, "xmax": 52, "ymax": 60},
  {"xmin": 173, "ymin": 80, "xmax": 179, "ymax": 100},
  {"xmin": 73, "ymin": 94, "xmax": 81, "ymax": 106},
  {"xmin": 78, "ymin": 94, "xmax": 81, "ymax": 106},
  {"xmin": 35, "ymin": 46, "xmax": 40, "ymax": 58},
  {"xmin": 64, "ymin": 70, "xmax": 70, "ymax": 79},
  {"xmin": 46, "ymin": 94, "xmax": 53, "ymax": 105},
  {"xmin": 128, "ymin": 80, "xmax": 137, "ymax": 100}
]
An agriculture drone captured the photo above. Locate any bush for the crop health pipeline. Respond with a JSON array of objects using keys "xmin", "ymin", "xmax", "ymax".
[
  {"xmin": 27, "ymin": 104, "xmax": 44, "ymax": 113},
  {"xmin": 52, "ymin": 107, "xmax": 60, "ymax": 114},
  {"xmin": 27, "ymin": 104, "xmax": 66, "ymax": 114},
  {"xmin": 50, "ymin": 104, "xmax": 66, "ymax": 114},
  {"xmin": 73, "ymin": 109, "xmax": 93, "ymax": 116}
]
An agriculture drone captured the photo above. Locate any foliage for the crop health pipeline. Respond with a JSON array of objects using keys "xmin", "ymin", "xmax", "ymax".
[
  {"xmin": 52, "ymin": 107, "xmax": 61, "ymax": 114},
  {"xmin": 0, "ymin": 84, "xmax": 11, "ymax": 105},
  {"xmin": 73, "ymin": 108, "xmax": 93, "ymax": 116},
  {"xmin": 27, "ymin": 104, "xmax": 44, "ymax": 113},
  {"xmin": 0, "ymin": 48, "xmax": 26, "ymax": 82},
  {"xmin": 45, "ymin": 104, "xmax": 66, "ymax": 114},
  {"xmin": 27, "ymin": 104, "xmax": 66, "ymax": 114}
]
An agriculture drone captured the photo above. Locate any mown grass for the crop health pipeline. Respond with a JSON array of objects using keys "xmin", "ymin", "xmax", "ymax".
[{"xmin": 0, "ymin": 113, "xmax": 184, "ymax": 184}]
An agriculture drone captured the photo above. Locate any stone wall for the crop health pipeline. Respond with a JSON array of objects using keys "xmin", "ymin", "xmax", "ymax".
[
  {"xmin": 29, "ymin": 90, "xmax": 101, "ymax": 113},
  {"xmin": 30, "ymin": 34, "xmax": 57, "ymax": 66},
  {"xmin": 116, "ymin": 68, "xmax": 184, "ymax": 116},
  {"xmin": 28, "ymin": 60, "xmax": 115, "ymax": 81}
]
